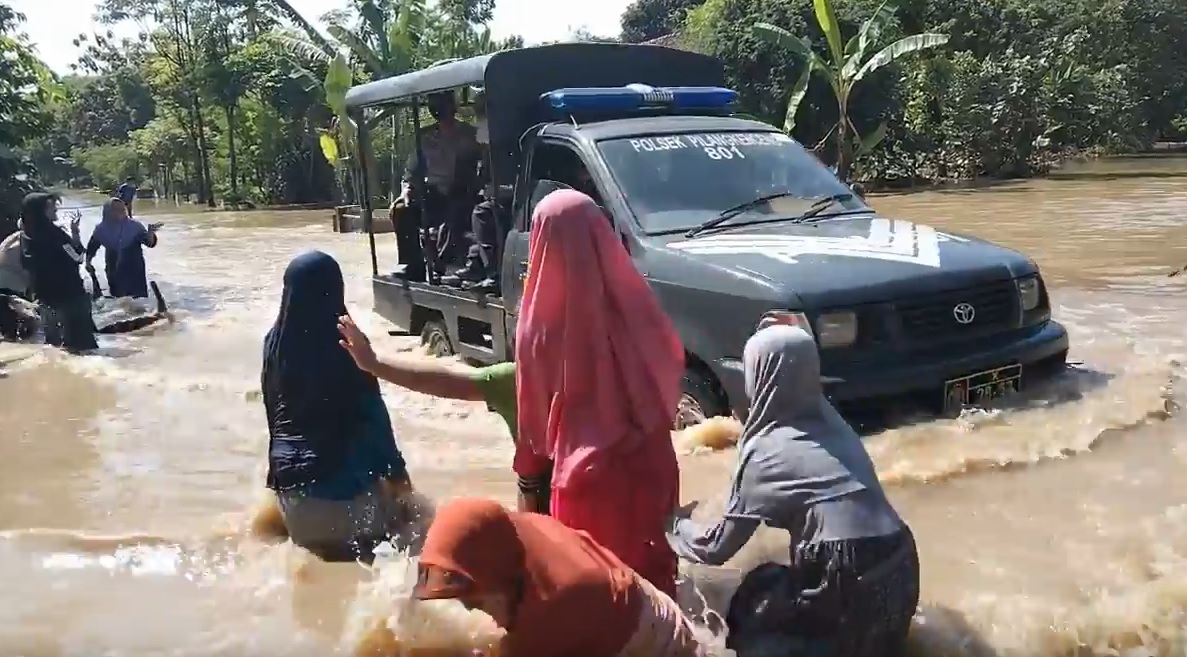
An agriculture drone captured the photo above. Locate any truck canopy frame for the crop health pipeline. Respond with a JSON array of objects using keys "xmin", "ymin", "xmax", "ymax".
[{"xmin": 345, "ymin": 43, "xmax": 726, "ymax": 192}]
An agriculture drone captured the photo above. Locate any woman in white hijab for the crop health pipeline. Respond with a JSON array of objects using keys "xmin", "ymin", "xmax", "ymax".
[{"xmin": 667, "ymin": 324, "xmax": 919, "ymax": 657}]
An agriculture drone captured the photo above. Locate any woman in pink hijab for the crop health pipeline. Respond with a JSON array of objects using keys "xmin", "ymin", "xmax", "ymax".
[{"xmin": 514, "ymin": 189, "xmax": 685, "ymax": 595}]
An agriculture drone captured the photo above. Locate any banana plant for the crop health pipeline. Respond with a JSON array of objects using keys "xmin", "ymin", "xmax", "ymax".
[
  {"xmin": 754, "ymin": 0, "xmax": 948, "ymax": 181},
  {"xmin": 268, "ymin": 0, "xmax": 428, "ymax": 139}
]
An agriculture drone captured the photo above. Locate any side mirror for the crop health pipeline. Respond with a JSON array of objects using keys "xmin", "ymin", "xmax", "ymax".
[{"xmin": 849, "ymin": 182, "xmax": 866, "ymax": 199}]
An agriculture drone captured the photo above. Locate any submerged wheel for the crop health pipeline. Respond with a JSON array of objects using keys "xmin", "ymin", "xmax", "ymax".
[
  {"xmin": 675, "ymin": 368, "xmax": 728, "ymax": 430},
  {"xmin": 419, "ymin": 319, "xmax": 454, "ymax": 358}
]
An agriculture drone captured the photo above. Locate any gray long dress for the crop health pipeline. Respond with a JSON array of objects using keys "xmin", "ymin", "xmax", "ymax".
[{"xmin": 667, "ymin": 325, "xmax": 919, "ymax": 657}]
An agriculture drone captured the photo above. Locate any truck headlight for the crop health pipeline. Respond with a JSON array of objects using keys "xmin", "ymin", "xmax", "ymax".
[
  {"xmin": 1016, "ymin": 276, "xmax": 1041, "ymax": 311},
  {"xmin": 756, "ymin": 310, "xmax": 856, "ymax": 348},
  {"xmin": 814, "ymin": 311, "xmax": 857, "ymax": 348}
]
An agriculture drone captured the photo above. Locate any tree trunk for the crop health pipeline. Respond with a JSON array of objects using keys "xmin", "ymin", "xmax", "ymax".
[
  {"xmin": 192, "ymin": 98, "xmax": 216, "ymax": 207},
  {"xmin": 225, "ymin": 105, "xmax": 240, "ymax": 203}
]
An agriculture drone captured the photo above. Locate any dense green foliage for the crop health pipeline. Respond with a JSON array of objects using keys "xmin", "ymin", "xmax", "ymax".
[
  {"xmin": 9, "ymin": 0, "xmax": 522, "ymax": 213},
  {"xmin": 3, "ymin": 0, "xmax": 1187, "ymax": 221},
  {"xmin": 620, "ymin": 0, "xmax": 705, "ymax": 43},
  {"xmin": 0, "ymin": 4, "xmax": 57, "ymax": 235},
  {"xmin": 662, "ymin": 0, "xmax": 1187, "ymax": 184},
  {"xmin": 754, "ymin": 0, "xmax": 950, "ymax": 181}
]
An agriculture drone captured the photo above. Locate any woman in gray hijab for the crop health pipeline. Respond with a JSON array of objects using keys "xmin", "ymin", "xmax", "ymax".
[{"xmin": 667, "ymin": 324, "xmax": 919, "ymax": 657}]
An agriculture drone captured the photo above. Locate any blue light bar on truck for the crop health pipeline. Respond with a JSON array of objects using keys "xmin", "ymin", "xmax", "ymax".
[{"xmin": 542, "ymin": 84, "xmax": 737, "ymax": 114}]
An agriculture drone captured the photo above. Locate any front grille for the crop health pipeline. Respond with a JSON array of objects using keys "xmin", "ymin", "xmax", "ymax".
[{"xmin": 894, "ymin": 281, "xmax": 1018, "ymax": 342}]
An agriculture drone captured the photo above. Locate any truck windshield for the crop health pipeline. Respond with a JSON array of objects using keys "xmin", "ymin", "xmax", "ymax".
[{"xmin": 597, "ymin": 131, "xmax": 868, "ymax": 234}]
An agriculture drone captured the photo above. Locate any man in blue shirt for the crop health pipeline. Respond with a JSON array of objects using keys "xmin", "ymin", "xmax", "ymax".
[{"xmin": 116, "ymin": 177, "xmax": 137, "ymax": 217}]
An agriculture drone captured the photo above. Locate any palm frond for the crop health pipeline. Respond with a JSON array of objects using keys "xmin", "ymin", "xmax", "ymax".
[
  {"xmin": 266, "ymin": 0, "xmax": 336, "ymax": 56},
  {"xmin": 269, "ymin": 32, "xmax": 332, "ymax": 64}
]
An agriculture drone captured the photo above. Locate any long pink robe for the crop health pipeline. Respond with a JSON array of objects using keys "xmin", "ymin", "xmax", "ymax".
[{"xmin": 513, "ymin": 189, "xmax": 685, "ymax": 595}]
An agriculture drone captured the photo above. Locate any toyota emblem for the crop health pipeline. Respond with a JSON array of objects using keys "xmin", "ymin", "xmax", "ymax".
[{"xmin": 952, "ymin": 302, "xmax": 976, "ymax": 324}]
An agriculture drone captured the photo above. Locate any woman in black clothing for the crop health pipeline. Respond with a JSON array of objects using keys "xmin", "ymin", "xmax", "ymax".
[{"xmin": 18, "ymin": 193, "xmax": 97, "ymax": 352}]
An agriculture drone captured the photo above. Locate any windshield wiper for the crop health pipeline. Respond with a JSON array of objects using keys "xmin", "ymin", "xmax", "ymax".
[
  {"xmin": 685, "ymin": 191, "xmax": 803, "ymax": 238},
  {"xmin": 789, "ymin": 192, "xmax": 856, "ymax": 223}
]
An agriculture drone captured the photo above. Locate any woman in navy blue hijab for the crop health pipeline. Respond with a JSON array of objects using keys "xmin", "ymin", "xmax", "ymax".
[{"xmin": 262, "ymin": 251, "xmax": 424, "ymax": 561}]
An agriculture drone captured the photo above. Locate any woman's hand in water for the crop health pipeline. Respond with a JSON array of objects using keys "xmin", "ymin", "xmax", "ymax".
[
  {"xmin": 667, "ymin": 501, "xmax": 699, "ymax": 534},
  {"xmin": 673, "ymin": 501, "xmax": 699, "ymax": 519},
  {"xmin": 338, "ymin": 314, "xmax": 379, "ymax": 372}
]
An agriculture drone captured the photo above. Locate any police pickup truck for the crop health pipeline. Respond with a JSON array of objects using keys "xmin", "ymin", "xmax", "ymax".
[{"xmin": 346, "ymin": 43, "xmax": 1069, "ymax": 427}]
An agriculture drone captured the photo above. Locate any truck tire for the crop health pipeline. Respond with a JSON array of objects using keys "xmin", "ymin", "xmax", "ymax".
[
  {"xmin": 676, "ymin": 368, "xmax": 728, "ymax": 430},
  {"xmin": 420, "ymin": 319, "xmax": 454, "ymax": 358}
]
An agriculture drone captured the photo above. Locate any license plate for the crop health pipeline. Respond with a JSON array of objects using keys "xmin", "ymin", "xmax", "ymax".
[{"xmin": 943, "ymin": 364, "xmax": 1022, "ymax": 413}]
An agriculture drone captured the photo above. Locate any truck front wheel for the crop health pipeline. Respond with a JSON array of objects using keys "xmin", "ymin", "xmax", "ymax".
[
  {"xmin": 676, "ymin": 368, "xmax": 728, "ymax": 430},
  {"xmin": 419, "ymin": 319, "xmax": 454, "ymax": 358}
]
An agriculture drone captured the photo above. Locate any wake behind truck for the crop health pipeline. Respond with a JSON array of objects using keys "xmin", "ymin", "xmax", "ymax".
[{"xmin": 344, "ymin": 43, "xmax": 1069, "ymax": 428}]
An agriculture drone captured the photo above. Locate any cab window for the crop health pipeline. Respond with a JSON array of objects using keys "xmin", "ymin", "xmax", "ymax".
[{"xmin": 525, "ymin": 141, "xmax": 603, "ymax": 227}]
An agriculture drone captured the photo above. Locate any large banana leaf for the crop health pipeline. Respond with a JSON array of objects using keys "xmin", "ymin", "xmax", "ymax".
[
  {"xmin": 783, "ymin": 64, "xmax": 812, "ymax": 134},
  {"xmin": 753, "ymin": 23, "xmax": 815, "ymax": 62},
  {"xmin": 327, "ymin": 24, "xmax": 385, "ymax": 75},
  {"xmin": 812, "ymin": 0, "xmax": 844, "ymax": 68},
  {"xmin": 289, "ymin": 69, "xmax": 321, "ymax": 93},
  {"xmin": 270, "ymin": 33, "xmax": 331, "ymax": 64},
  {"xmin": 324, "ymin": 51, "xmax": 357, "ymax": 151},
  {"xmin": 388, "ymin": 0, "xmax": 427, "ymax": 74},
  {"xmin": 324, "ymin": 51, "xmax": 353, "ymax": 118},
  {"xmin": 267, "ymin": 0, "xmax": 335, "ymax": 56},
  {"xmin": 841, "ymin": 0, "xmax": 894, "ymax": 80},
  {"xmin": 355, "ymin": 0, "xmax": 389, "ymax": 62},
  {"xmin": 754, "ymin": 22, "xmax": 832, "ymax": 133},
  {"xmin": 854, "ymin": 120, "xmax": 888, "ymax": 157},
  {"xmin": 854, "ymin": 33, "xmax": 949, "ymax": 82}
]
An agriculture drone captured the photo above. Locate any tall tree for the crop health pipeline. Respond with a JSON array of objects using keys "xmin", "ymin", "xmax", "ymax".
[
  {"xmin": 95, "ymin": 0, "xmax": 218, "ymax": 206},
  {"xmin": 619, "ymin": 0, "xmax": 706, "ymax": 43},
  {"xmin": 70, "ymin": 35, "xmax": 156, "ymax": 148},
  {"xmin": 0, "ymin": 4, "xmax": 56, "ymax": 229},
  {"xmin": 200, "ymin": 2, "xmax": 257, "ymax": 202}
]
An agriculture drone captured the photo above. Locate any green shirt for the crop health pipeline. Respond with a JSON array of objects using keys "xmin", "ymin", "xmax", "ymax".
[{"xmin": 470, "ymin": 361, "xmax": 517, "ymax": 439}]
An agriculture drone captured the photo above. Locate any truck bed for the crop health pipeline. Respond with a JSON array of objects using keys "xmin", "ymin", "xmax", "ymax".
[{"xmin": 372, "ymin": 274, "xmax": 509, "ymax": 363}]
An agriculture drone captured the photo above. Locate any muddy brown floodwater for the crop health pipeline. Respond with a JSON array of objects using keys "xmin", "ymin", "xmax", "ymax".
[{"xmin": 2, "ymin": 154, "xmax": 1186, "ymax": 657}]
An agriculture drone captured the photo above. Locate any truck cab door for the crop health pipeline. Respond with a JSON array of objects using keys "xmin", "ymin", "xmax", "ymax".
[
  {"xmin": 502, "ymin": 178, "xmax": 572, "ymax": 328},
  {"xmin": 500, "ymin": 142, "xmax": 537, "ymax": 343},
  {"xmin": 503, "ymin": 135, "xmax": 613, "ymax": 348}
]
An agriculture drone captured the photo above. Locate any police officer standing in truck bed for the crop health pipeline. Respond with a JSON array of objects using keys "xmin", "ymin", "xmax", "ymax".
[{"xmin": 398, "ymin": 91, "xmax": 480, "ymax": 273}]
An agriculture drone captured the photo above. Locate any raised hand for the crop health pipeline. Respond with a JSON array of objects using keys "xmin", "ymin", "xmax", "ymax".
[{"xmin": 338, "ymin": 314, "xmax": 378, "ymax": 372}]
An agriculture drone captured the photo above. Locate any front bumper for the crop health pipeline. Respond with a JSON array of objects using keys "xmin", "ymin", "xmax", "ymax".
[{"xmin": 712, "ymin": 320, "xmax": 1070, "ymax": 414}]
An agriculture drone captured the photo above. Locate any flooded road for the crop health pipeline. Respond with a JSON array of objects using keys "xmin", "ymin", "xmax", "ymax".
[{"xmin": 2, "ymin": 154, "xmax": 1186, "ymax": 656}]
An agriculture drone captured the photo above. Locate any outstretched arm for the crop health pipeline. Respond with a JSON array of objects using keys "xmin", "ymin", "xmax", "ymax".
[
  {"xmin": 85, "ymin": 232, "xmax": 100, "ymax": 263},
  {"xmin": 369, "ymin": 355, "xmax": 484, "ymax": 401},
  {"xmin": 666, "ymin": 456, "xmax": 766, "ymax": 566},
  {"xmin": 667, "ymin": 512, "xmax": 760, "ymax": 567},
  {"xmin": 338, "ymin": 314, "xmax": 483, "ymax": 401}
]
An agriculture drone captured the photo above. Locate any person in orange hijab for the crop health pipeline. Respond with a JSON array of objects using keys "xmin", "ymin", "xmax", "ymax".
[
  {"xmin": 512, "ymin": 189, "xmax": 685, "ymax": 595},
  {"xmin": 414, "ymin": 498, "xmax": 705, "ymax": 657}
]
